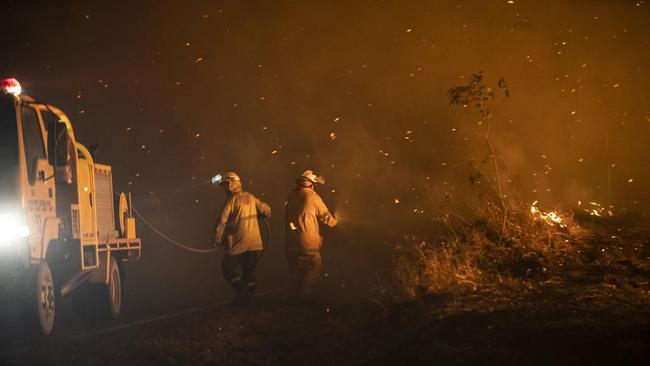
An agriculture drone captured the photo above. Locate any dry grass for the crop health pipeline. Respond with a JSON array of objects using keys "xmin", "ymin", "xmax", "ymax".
[{"xmin": 391, "ymin": 199, "xmax": 600, "ymax": 301}]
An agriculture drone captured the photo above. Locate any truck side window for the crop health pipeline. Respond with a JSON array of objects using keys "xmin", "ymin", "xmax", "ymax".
[
  {"xmin": 21, "ymin": 106, "xmax": 46, "ymax": 184},
  {"xmin": 43, "ymin": 110, "xmax": 65, "ymax": 166}
]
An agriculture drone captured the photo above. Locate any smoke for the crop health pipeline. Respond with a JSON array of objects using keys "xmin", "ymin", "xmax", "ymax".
[{"xmin": 0, "ymin": 0, "xmax": 648, "ymax": 311}]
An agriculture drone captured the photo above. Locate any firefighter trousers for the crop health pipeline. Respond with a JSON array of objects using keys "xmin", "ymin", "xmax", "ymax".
[
  {"xmin": 285, "ymin": 250, "xmax": 322, "ymax": 300},
  {"xmin": 222, "ymin": 251, "xmax": 259, "ymax": 296}
]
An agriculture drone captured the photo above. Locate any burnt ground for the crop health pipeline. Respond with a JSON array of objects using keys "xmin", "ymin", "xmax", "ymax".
[
  {"xmin": 1, "ymin": 262, "xmax": 649, "ymax": 365},
  {"xmin": 1, "ymin": 222, "xmax": 650, "ymax": 365}
]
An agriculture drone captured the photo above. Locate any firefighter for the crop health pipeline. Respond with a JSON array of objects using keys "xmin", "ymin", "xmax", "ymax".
[
  {"xmin": 284, "ymin": 170, "xmax": 337, "ymax": 303},
  {"xmin": 213, "ymin": 172, "xmax": 271, "ymax": 303}
]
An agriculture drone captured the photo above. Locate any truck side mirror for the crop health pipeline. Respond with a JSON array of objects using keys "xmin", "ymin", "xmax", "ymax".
[{"xmin": 30, "ymin": 158, "xmax": 48, "ymax": 184}]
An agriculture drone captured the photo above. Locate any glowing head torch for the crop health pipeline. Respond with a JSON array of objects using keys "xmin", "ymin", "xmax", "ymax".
[
  {"xmin": 211, "ymin": 174, "xmax": 223, "ymax": 185},
  {"xmin": 0, "ymin": 212, "xmax": 29, "ymax": 244},
  {"xmin": 212, "ymin": 172, "xmax": 240, "ymax": 185}
]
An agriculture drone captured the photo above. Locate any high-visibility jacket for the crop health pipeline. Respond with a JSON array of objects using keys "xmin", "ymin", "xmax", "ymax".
[
  {"xmin": 284, "ymin": 186, "xmax": 337, "ymax": 253},
  {"xmin": 215, "ymin": 189, "xmax": 271, "ymax": 256}
]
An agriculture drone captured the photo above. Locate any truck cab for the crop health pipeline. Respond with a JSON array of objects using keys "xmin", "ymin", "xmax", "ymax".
[{"xmin": 0, "ymin": 78, "xmax": 141, "ymax": 336}]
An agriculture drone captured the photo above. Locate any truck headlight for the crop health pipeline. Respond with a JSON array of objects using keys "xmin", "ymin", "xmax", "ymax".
[{"xmin": 0, "ymin": 212, "xmax": 29, "ymax": 244}]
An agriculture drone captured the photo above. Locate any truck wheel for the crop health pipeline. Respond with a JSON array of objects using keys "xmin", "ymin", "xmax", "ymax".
[
  {"xmin": 72, "ymin": 257, "xmax": 123, "ymax": 321},
  {"xmin": 106, "ymin": 256, "xmax": 123, "ymax": 319},
  {"xmin": 23, "ymin": 260, "xmax": 58, "ymax": 336}
]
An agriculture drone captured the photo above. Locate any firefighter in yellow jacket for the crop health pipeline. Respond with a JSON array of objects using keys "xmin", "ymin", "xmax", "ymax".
[
  {"xmin": 284, "ymin": 170, "xmax": 337, "ymax": 302},
  {"xmin": 213, "ymin": 172, "xmax": 271, "ymax": 302}
]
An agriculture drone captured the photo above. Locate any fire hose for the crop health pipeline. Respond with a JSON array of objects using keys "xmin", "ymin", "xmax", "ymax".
[{"xmin": 132, "ymin": 206, "xmax": 271, "ymax": 255}]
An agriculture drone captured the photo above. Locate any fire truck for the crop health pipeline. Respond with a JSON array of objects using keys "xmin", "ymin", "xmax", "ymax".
[{"xmin": 0, "ymin": 78, "xmax": 141, "ymax": 336}]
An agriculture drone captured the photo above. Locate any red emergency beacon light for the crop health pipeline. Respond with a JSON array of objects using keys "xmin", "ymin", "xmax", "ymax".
[{"xmin": 1, "ymin": 78, "xmax": 22, "ymax": 96}]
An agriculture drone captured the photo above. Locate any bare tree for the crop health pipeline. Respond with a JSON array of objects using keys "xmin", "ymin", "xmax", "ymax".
[{"xmin": 448, "ymin": 71, "xmax": 510, "ymax": 237}]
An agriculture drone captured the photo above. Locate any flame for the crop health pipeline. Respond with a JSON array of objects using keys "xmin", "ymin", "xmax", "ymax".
[
  {"xmin": 580, "ymin": 201, "xmax": 613, "ymax": 217},
  {"xmin": 530, "ymin": 201, "xmax": 566, "ymax": 228}
]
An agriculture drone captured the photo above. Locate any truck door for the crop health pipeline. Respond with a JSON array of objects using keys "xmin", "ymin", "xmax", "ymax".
[{"xmin": 19, "ymin": 105, "xmax": 56, "ymax": 260}]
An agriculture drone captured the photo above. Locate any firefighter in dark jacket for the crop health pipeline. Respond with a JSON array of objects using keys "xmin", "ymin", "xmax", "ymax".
[
  {"xmin": 284, "ymin": 170, "xmax": 337, "ymax": 302},
  {"xmin": 213, "ymin": 172, "xmax": 271, "ymax": 303}
]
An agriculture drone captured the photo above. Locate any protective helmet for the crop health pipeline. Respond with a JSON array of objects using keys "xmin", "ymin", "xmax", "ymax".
[
  {"xmin": 212, "ymin": 171, "xmax": 241, "ymax": 185},
  {"xmin": 222, "ymin": 172, "xmax": 240, "ymax": 183},
  {"xmin": 299, "ymin": 170, "xmax": 325, "ymax": 185},
  {"xmin": 219, "ymin": 171, "xmax": 242, "ymax": 195}
]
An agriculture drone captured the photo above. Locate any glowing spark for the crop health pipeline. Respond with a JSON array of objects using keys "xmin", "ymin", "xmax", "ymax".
[{"xmin": 584, "ymin": 201, "xmax": 614, "ymax": 217}]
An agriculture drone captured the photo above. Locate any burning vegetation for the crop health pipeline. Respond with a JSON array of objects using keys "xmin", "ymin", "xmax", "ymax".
[
  {"xmin": 387, "ymin": 72, "xmax": 650, "ymax": 308},
  {"xmin": 392, "ymin": 199, "xmax": 582, "ymax": 299}
]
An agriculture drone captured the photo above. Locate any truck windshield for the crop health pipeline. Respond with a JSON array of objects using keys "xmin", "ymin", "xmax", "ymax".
[{"xmin": 0, "ymin": 95, "xmax": 19, "ymax": 205}]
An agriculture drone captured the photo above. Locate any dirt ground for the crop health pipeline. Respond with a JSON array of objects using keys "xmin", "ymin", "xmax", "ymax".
[{"xmin": 1, "ymin": 269, "xmax": 649, "ymax": 366}]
